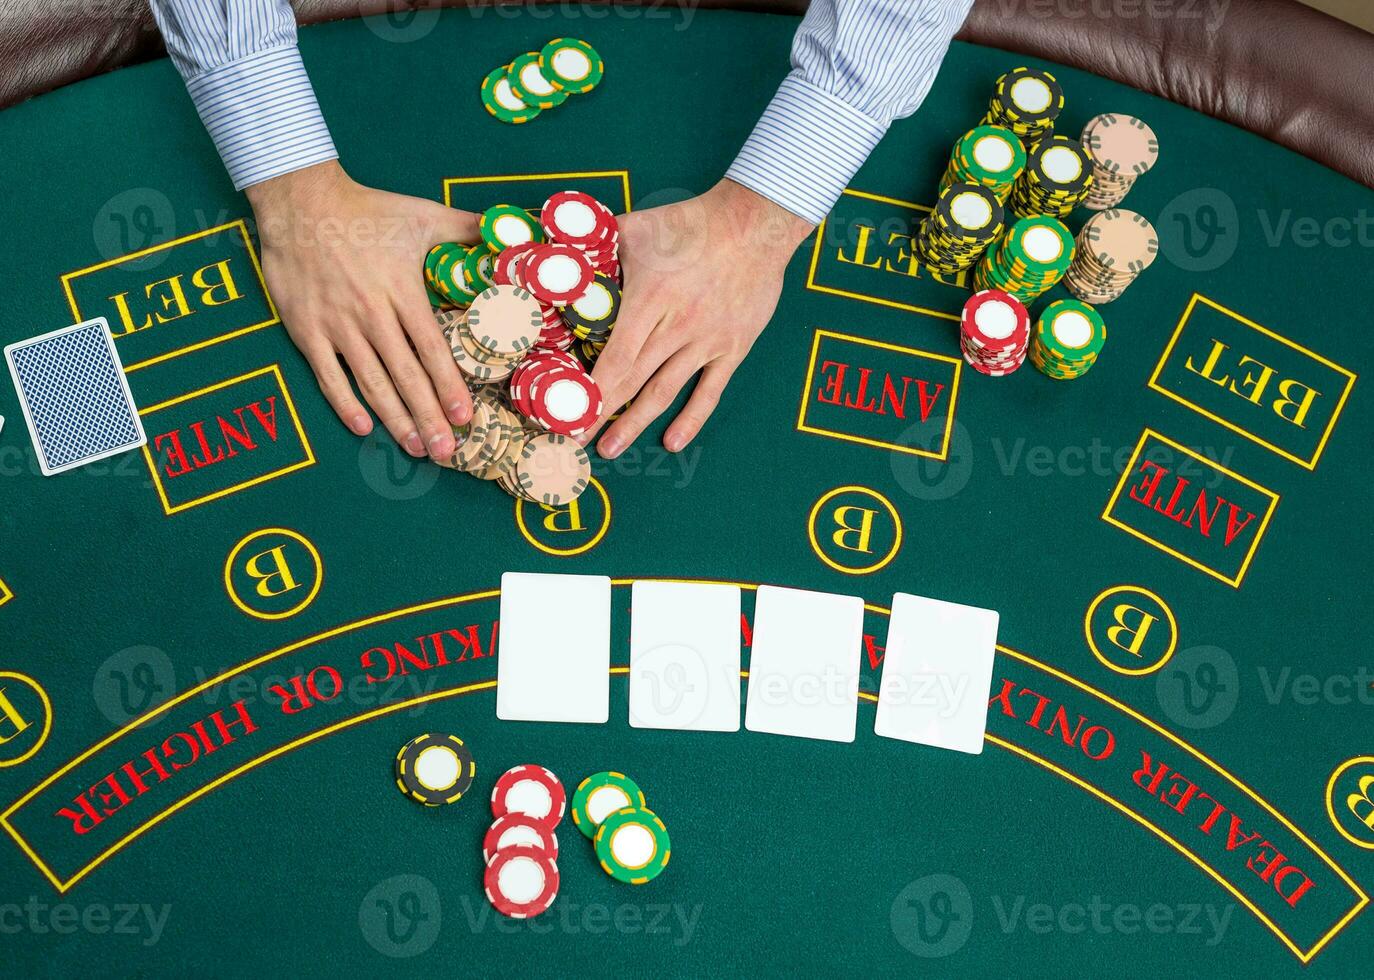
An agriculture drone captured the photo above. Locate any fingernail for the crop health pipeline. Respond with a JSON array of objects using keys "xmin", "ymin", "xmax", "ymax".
[
  {"xmin": 599, "ymin": 436, "xmax": 622, "ymax": 458},
  {"xmin": 349, "ymin": 415, "xmax": 372, "ymax": 436},
  {"xmin": 404, "ymin": 433, "xmax": 425, "ymax": 457},
  {"xmin": 428, "ymin": 433, "xmax": 454, "ymax": 457},
  {"xmin": 448, "ymin": 402, "xmax": 470, "ymax": 425},
  {"xmin": 665, "ymin": 432, "xmax": 684, "ymax": 452}
]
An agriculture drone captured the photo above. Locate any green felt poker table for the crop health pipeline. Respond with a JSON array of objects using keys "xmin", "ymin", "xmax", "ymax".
[{"xmin": 0, "ymin": 5, "xmax": 1371, "ymax": 975}]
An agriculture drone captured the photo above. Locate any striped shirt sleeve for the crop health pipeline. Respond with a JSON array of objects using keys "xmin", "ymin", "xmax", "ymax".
[
  {"xmin": 727, "ymin": 0, "xmax": 976, "ymax": 225},
  {"xmin": 148, "ymin": 0, "xmax": 339, "ymax": 190}
]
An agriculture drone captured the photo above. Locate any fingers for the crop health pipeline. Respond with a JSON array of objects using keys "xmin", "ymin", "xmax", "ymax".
[
  {"xmin": 587, "ymin": 282, "xmax": 663, "ymax": 440},
  {"xmin": 597, "ymin": 348, "xmax": 700, "ymax": 459},
  {"xmin": 298, "ymin": 339, "xmax": 373, "ymax": 437},
  {"xmin": 367, "ymin": 317, "xmax": 457, "ymax": 459},
  {"xmin": 663, "ymin": 359, "xmax": 735, "ymax": 452},
  {"xmin": 337, "ymin": 337, "xmax": 427, "ymax": 457},
  {"xmin": 396, "ymin": 294, "xmax": 472, "ymax": 427}
]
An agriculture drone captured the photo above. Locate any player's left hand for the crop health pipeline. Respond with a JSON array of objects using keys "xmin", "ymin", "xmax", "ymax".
[{"xmin": 588, "ymin": 179, "xmax": 814, "ymax": 458}]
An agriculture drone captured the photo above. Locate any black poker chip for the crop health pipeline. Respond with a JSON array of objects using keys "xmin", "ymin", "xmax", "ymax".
[{"xmin": 395, "ymin": 733, "xmax": 476, "ymax": 806}]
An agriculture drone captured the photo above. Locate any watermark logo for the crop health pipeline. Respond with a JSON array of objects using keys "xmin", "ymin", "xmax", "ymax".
[
  {"xmin": 1155, "ymin": 645, "xmax": 1239, "ymax": 729},
  {"xmin": 890, "ymin": 873, "xmax": 974, "ymax": 957},
  {"xmin": 359, "ymin": 874, "xmax": 442, "ymax": 958},
  {"xmin": 92, "ymin": 646, "xmax": 177, "ymax": 727}
]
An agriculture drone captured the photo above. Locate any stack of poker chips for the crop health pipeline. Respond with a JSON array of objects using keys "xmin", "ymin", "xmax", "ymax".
[
  {"xmin": 481, "ymin": 37, "xmax": 604, "ymax": 124},
  {"xmin": 572, "ymin": 771, "xmax": 672, "ymax": 885},
  {"xmin": 972, "ymin": 215, "xmax": 1075, "ymax": 304},
  {"xmin": 1007, "ymin": 135, "xmax": 1095, "ymax": 219},
  {"xmin": 394, "ymin": 733, "xmax": 476, "ymax": 807},
  {"xmin": 1080, "ymin": 114, "xmax": 1160, "ymax": 210},
  {"xmin": 422, "ymin": 191, "xmax": 622, "ymax": 504},
  {"xmin": 1030, "ymin": 299, "xmax": 1107, "ymax": 380},
  {"xmin": 1063, "ymin": 208, "xmax": 1159, "ymax": 304},
  {"xmin": 484, "ymin": 765, "xmax": 566, "ymax": 920},
  {"xmin": 981, "ymin": 66, "xmax": 1064, "ymax": 151},
  {"xmin": 938, "ymin": 125, "xmax": 1027, "ymax": 203},
  {"xmin": 914, "ymin": 182, "xmax": 1005, "ymax": 276},
  {"xmin": 960, "ymin": 289, "xmax": 1030, "ymax": 376}
]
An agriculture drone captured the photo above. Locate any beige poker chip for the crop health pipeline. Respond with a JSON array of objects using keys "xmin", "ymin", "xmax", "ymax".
[
  {"xmin": 513, "ymin": 433, "xmax": 590, "ymax": 505},
  {"xmin": 466, "ymin": 285, "xmax": 542, "ymax": 358}
]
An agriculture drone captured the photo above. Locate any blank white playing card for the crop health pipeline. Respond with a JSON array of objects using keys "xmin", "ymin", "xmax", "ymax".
[
  {"xmin": 874, "ymin": 592, "xmax": 999, "ymax": 754},
  {"xmin": 744, "ymin": 585, "xmax": 865, "ymax": 743},
  {"xmin": 629, "ymin": 581, "xmax": 741, "ymax": 732},
  {"xmin": 4, "ymin": 317, "xmax": 145, "ymax": 476},
  {"xmin": 497, "ymin": 572, "xmax": 611, "ymax": 723}
]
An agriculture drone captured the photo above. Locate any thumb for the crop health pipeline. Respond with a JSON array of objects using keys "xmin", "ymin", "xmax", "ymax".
[{"xmin": 419, "ymin": 199, "xmax": 480, "ymax": 246}]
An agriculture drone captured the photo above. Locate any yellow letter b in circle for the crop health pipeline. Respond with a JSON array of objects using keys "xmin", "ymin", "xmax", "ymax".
[
  {"xmin": 225, "ymin": 528, "xmax": 323, "ymax": 621},
  {"xmin": 808, "ymin": 486, "xmax": 902, "ymax": 576},
  {"xmin": 1084, "ymin": 586, "xmax": 1178, "ymax": 676}
]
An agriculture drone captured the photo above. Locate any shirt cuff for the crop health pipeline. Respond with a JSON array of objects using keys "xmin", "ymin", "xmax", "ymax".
[
  {"xmin": 184, "ymin": 45, "xmax": 339, "ymax": 191},
  {"xmin": 726, "ymin": 74, "xmax": 889, "ymax": 225}
]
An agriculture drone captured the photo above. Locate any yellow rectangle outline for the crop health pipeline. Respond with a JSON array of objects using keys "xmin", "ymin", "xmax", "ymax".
[
  {"xmin": 805, "ymin": 188, "xmax": 961, "ymax": 323},
  {"xmin": 138, "ymin": 364, "xmax": 316, "ymax": 517},
  {"xmin": 442, "ymin": 170, "xmax": 633, "ymax": 214},
  {"xmin": 1147, "ymin": 293, "xmax": 1358, "ymax": 471},
  {"xmin": 795, "ymin": 328, "xmax": 962, "ymax": 460},
  {"xmin": 59, "ymin": 219, "xmax": 280, "ymax": 374},
  {"xmin": 1101, "ymin": 427, "xmax": 1280, "ymax": 588}
]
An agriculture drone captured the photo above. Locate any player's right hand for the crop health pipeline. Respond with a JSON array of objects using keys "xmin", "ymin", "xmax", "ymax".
[{"xmin": 246, "ymin": 161, "xmax": 476, "ymax": 460}]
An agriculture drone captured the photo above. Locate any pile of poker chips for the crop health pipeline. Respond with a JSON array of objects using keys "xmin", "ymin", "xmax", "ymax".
[
  {"xmin": 1080, "ymin": 113, "xmax": 1160, "ymax": 210},
  {"xmin": 938, "ymin": 125, "xmax": 1027, "ymax": 203},
  {"xmin": 914, "ymin": 182, "xmax": 1005, "ymax": 276},
  {"xmin": 394, "ymin": 733, "xmax": 476, "ymax": 806},
  {"xmin": 1063, "ymin": 208, "xmax": 1159, "ymax": 304},
  {"xmin": 481, "ymin": 38, "xmax": 604, "ymax": 124},
  {"xmin": 981, "ymin": 66, "xmax": 1064, "ymax": 151},
  {"xmin": 1007, "ymin": 134, "xmax": 1095, "ymax": 219},
  {"xmin": 972, "ymin": 215, "xmax": 1075, "ymax": 304},
  {"xmin": 572, "ymin": 771, "xmax": 671, "ymax": 885},
  {"xmin": 960, "ymin": 289, "xmax": 1030, "ymax": 376},
  {"xmin": 422, "ymin": 191, "xmax": 623, "ymax": 504},
  {"xmin": 484, "ymin": 765, "xmax": 567, "ymax": 919},
  {"xmin": 1029, "ymin": 299, "xmax": 1107, "ymax": 380}
]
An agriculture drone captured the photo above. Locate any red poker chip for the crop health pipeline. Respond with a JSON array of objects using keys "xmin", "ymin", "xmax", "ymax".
[
  {"xmin": 540, "ymin": 191, "xmax": 617, "ymax": 249},
  {"xmin": 532, "ymin": 332, "xmax": 575, "ymax": 352},
  {"xmin": 961, "ymin": 289, "xmax": 1028, "ymax": 351},
  {"xmin": 493, "ymin": 243, "xmax": 536, "ymax": 286},
  {"xmin": 524, "ymin": 243, "xmax": 595, "ymax": 306},
  {"xmin": 527, "ymin": 366, "xmax": 604, "ymax": 436},
  {"xmin": 539, "ymin": 302, "xmax": 563, "ymax": 330},
  {"xmin": 484, "ymin": 844, "xmax": 560, "ymax": 919},
  {"xmin": 483, "ymin": 813, "xmax": 560, "ymax": 865},
  {"xmin": 491, "ymin": 764, "xmax": 567, "ymax": 827},
  {"xmin": 513, "ymin": 357, "xmax": 582, "ymax": 419}
]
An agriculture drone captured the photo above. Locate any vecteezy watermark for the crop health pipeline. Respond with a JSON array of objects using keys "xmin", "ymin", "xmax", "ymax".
[
  {"xmin": 0, "ymin": 898, "xmax": 171, "ymax": 947},
  {"xmin": 457, "ymin": 896, "xmax": 702, "ymax": 945},
  {"xmin": 358, "ymin": 426, "xmax": 442, "ymax": 501},
  {"xmin": 989, "ymin": 894, "xmax": 1233, "ymax": 946},
  {"xmin": 1155, "ymin": 645, "xmax": 1239, "ymax": 730},
  {"xmin": 92, "ymin": 646, "xmax": 178, "ymax": 727},
  {"xmin": 1256, "ymin": 666, "xmax": 1374, "ymax": 706},
  {"xmin": 889, "ymin": 418, "xmax": 974, "ymax": 502},
  {"xmin": 985, "ymin": 0, "xmax": 1232, "ymax": 34},
  {"xmin": 890, "ymin": 874, "xmax": 975, "ymax": 957},
  {"xmin": 875, "ymin": 672, "xmax": 972, "ymax": 719},
  {"xmin": 891, "ymin": 874, "xmax": 1234, "ymax": 957},
  {"xmin": 590, "ymin": 444, "xmax": 701, "ymax": 490},
  {"xmin": 359, "ymin": 874, "xmax": 442, "ymax": 958}
]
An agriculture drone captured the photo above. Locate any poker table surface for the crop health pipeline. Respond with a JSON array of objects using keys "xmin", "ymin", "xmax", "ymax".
[{"xmin": 0, "ymin": 6, "xmax": 1370, "ymax": 976}]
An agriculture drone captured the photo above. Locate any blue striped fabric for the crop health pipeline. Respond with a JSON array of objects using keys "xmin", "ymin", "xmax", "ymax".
[
  {"xmin": 727, "ymin": 0, "xmax": 976, "ymax": 224},
  {"xmin": 149, "ymin": 0, "xmax": 338, "ymax": 190}
]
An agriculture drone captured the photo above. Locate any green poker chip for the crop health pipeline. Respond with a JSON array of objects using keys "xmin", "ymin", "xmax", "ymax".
[
  {"xmin": 480, "ymin": 65, "xmax": 541, "ymax": 125},
  {"xmin": 572, "ymin": 771, "xmax": 646, "ymax": 840},
  {"xmin": 507, "ymin": 51, "xmax": 569, "ymax": 110},
  {"xmin": 594, "ymin": 806, "xmax": 670, "ymax": 885},
  {"xmin": 463, "ymin": 247, "xmax": 496, "ymax": 291},
  {"xmin": 539, "ymin": 38, "xmax": 604, "ymax": 95},
  {"xmin": 480, "ymin": 204, "xmax": 543, "ymax": 253}
]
